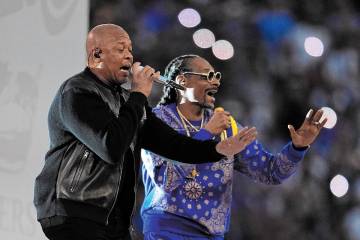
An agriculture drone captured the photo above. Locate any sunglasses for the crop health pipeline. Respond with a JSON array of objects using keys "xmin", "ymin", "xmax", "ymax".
[{"xmin": 182, "ymin": 71, "xmax": 222, "ymax": 82}]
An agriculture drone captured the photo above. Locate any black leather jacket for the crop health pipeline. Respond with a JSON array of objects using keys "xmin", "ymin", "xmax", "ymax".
[{"xmin": 34, "ymin": 68, "xmax": 223, "ymax": 227}]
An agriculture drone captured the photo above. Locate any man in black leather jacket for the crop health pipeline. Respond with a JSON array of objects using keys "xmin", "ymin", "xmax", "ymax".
[{"xmin": 33, "ymin": 24, "xmax": 257, "ymax": 240}]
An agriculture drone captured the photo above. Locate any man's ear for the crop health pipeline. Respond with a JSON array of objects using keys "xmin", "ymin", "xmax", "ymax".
[
  {"xmin": 88, "ymin": 49, "xmax": 104, "ymax": 69},
  {"xmin": 175, "ymin": 75, "xmax": 186, "ymax": 86},
  {"xmin": 93, "ymin": 49, "xmax": 102, "ymax": 63}
]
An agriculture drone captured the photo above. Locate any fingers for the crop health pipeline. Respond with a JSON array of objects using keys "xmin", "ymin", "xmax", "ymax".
[
  {"xmin": 217, "ymin": 111, "xmax": 231, "ymax": 120},
  {"xmin": 215, "ymin": 126, "xmax": 257, "ymax": 156},
  {"xmin": 287, "ymin": 124, "xmax": 297, "ymax": 139},
  {"xmin": 133, "ymin": 62, "xmax": 141, "ymax": 68},
  {"xmin": 244, "ymin": 127, "xmax": 257, "ymax": 139},
  {"xmin": 242, "ymin": 135, "xmax": 257, "ymax": 146},
  {"xmin": 130, "ymin": 63, "xmax": 156, "ymax": 97},
  {"xmin": 219, "ymin": 110, "xmax": 231, "ymax": 127},
  {"xmin": 312, "ymin": 109, "xmax": 324, "ymax": 123},
  {"xmin": 205, "ymin": 109, "xmax": 234, "ymax": 134},
  {"xmin": 131, "ymin": 63, "xmax": 157, "ymax": 78},
  {"xmin": 213, "ymin": 110, "xmax": 230, "ymax": 116},
  {"xmin": 305, "ymin": 109, "xmax": 326, "ymax": 130},
  {"xmin": 239, "ymin": 129, "xmax": 257, "ymax": 144},
  {"xmin": 223, "ymin": 114, "xmax": 231, "ymax": 128},
  {"xmin": 236, "ymin": 126, "xmax": 249, "ymax": 138},
  {"xmin": 306, "ymin": 109, "xmax": 314, "ymax": 119},
  {"xmin": 152, "ymin": 71, "xmax": 161, "ymax": 81},
  {"xmin": 237, "ymin": 126, "xmax": 256, "ymax": 140},
  {"xmin": 143, "ymin": 65, "xmax": 155, "ymax": 77},
  {"xmin": 319, "ymin": 117, "xmax": 327, "ymax": 129},
  {"xmin": 131, "ymin": 62, "xmax": 142, "ymax": 74},
  {"xmin": 305, "ymin": 109, "xmax": 314, "ymax": 123},
  {"xmin": 213, "ymin": 110, "xmax": 231, "ymax": 127},
  {"xmin": 225, "ymin": 116, "xmax": 231, "ymax": 128}
]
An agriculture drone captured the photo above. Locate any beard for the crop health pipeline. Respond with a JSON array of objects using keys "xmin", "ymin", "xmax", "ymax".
[{"xmin": 195, "ymin": 101, "xmax": 214, "ymax": 110}]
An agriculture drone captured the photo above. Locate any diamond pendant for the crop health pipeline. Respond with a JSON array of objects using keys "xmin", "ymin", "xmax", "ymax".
[{"xmin": 184, "ymin": 180, "xmax": 203, "ymax": 200}]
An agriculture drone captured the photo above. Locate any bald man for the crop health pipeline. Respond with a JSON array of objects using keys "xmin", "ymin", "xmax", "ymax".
[{"xmin": 33, "ymin": 24, "xmax": 256, "ymax": 240}]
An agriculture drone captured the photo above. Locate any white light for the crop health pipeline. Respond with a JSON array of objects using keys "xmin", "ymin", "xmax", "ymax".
[
  {"xmin": 330, "ymin": 174, "xmax": 349, "ymax": 198},
  {"xmin": 212, "ymin": 40, "xmax": 234, "ymax": 60},
  {"xmin": 304, "ymin": 36, "xmax": 324, "ymax": 57},
  {"xmin": 193, "ymin": 29, "xmax": 215, "ymax": 48},
  {"xmin": 178, "ymin": 8, "xmax": 201, "ymax": 28},
  {"xmin": 320, "ymin": 107, "xmax": 337, "ymax": 129}
]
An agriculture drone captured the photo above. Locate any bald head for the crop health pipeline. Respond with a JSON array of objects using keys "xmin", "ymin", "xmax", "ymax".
[
  {"xmin": 86, "ymin": 24, "xmax": 129, "ymax": 58},
  {"xmin": 86, "ymin": 24, "xmax": 133, "ymax": 86}
]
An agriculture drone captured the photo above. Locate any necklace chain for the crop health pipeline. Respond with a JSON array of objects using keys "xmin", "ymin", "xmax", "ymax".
[
  {"xmin": 176, "ymin": 106, "xmax": 204, "ymax": 136},
  {"xmin": 176, "ymin": 106, "xmax": 202, "ymax": 179}
]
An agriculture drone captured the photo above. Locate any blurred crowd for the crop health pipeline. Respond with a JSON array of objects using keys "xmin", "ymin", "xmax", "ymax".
[{"xmin": 89, "ymin": 0, "xmax": 360, "ymax": 239}]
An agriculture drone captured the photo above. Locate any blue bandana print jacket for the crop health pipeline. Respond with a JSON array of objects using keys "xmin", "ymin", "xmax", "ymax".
[{"xmin": 141, "ymin": 103, "xmax": 307, "ymax": 236}]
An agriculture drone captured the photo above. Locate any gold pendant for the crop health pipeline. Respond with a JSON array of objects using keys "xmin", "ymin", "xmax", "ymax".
[{"xmin": 190, "ymin": 168, "xmax": 199, "ymax": 178}]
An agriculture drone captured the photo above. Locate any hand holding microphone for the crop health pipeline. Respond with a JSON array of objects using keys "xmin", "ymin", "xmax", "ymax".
[
  {"xmin": 131, "ymin": 62, "xmax": 185, "ymax": 95},
  {"xmin": 204, "ymin": 107, "xmax": 231, "ymax": 135},
  {"xmin": 213, "ymin": 107, "xmax": 257, "ymax": 157},
  {"xmin": 130, "ymin": 62, "xmax": 160, "ymax": 97}
]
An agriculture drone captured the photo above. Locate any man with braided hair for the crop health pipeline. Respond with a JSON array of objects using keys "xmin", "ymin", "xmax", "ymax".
[{"xmin": 140, "ymin": 54, "xmax": 327, "ymax": 239}]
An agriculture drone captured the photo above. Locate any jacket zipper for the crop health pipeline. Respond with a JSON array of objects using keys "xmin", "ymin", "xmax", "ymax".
[{"xmin": 70, "ymin": 150, "xmax": 89, "ymax": 192}]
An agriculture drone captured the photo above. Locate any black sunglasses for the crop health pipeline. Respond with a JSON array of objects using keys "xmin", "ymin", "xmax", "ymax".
[{"xmin": 182, "ymin": 71, "xmax": 222, "ymax": 82}]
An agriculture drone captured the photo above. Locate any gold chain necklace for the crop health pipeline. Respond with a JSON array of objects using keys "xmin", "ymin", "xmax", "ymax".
[
  {"xmin": 176, "ymin": 106, "xmax": 202, "ymax": 179},
  {"xmin": 176, "ymin": 106, "xmax": 204, "ymax": 135}
]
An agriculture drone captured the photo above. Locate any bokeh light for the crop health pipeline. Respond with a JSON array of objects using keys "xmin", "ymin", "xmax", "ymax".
[
  {"xmin": 177, "ymin": 8, "xmax": 201, "ymax": 28},
  {"xmin": 330, "ymin": 174, "xmax": 349, "ymax": 198},
  {"xmin": 304, "ymin": 36, "xmax": 324, "ymax": 57},
  {"xmin": 192, "ymin": 28, "xmax": 215, "ymax": 49},
  {"xmin": 320, "ymin": 107, "xmax": 337, "ymax": 129},
  {"xmin": 212, "ymin": 40, "xmax": 234, "ymax": 60}
]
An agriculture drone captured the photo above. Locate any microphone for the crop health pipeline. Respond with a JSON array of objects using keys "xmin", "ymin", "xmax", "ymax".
[
  {"xmin": 215, "ymin": 107, "xmax": 239, "ymax": 140},
  {"xmin": 134, "ymin": 65, "xmax": 185, "ymax": 90}
]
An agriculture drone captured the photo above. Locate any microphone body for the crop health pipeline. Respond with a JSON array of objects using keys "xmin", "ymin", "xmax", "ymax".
[
  {"xmin": 215, "ymin": 107, "xmax": 238, "ymax": 140},
  {"xmin": 133, "ymin": 65, "xmax": 185, "ymax": 90}
]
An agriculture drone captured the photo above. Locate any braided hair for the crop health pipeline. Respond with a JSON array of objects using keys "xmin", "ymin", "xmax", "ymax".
[{"xmin": 158, "ymin": 54, "xmax": 200, "ymax": 106}]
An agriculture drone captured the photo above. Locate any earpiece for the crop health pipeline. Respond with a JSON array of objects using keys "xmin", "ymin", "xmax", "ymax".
[{"xmin": 94, "ymin": 48, "xmax": 102, "ymax": 58}]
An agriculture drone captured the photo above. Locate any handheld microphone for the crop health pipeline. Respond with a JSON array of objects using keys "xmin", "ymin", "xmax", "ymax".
[
  {"xmin": 134, "ymin": 66, "xmax": 185, "ymax": 90},
  {"xmin": 215, "ymin": 107, "xmax": 238, "ymax": 140}
]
